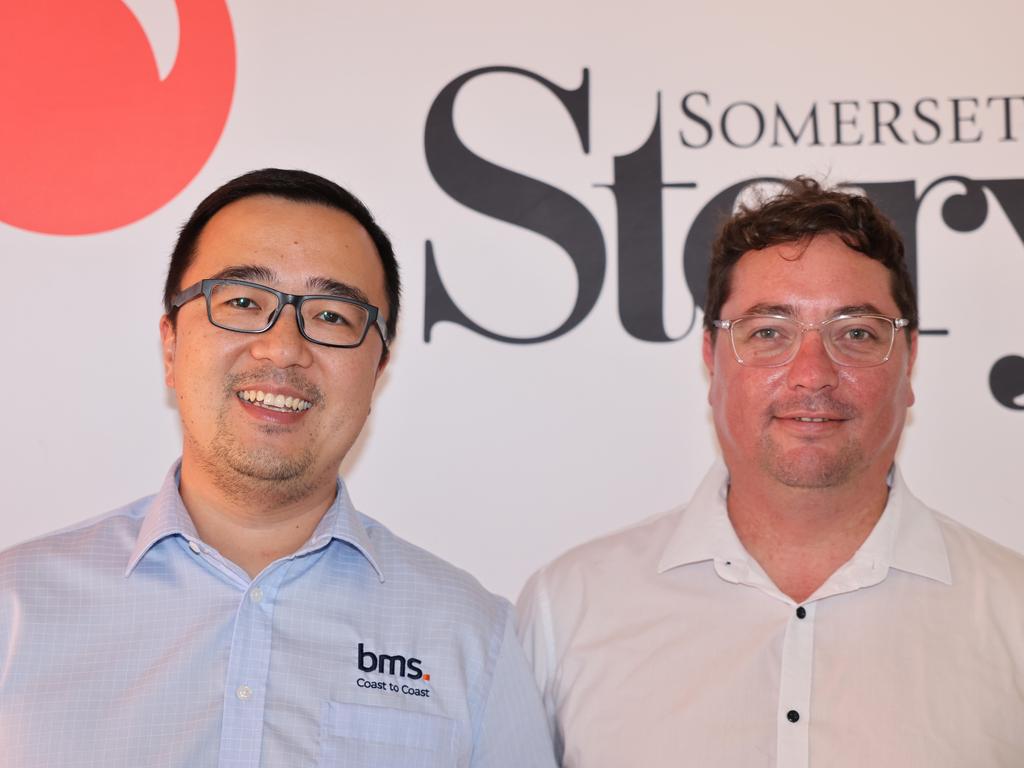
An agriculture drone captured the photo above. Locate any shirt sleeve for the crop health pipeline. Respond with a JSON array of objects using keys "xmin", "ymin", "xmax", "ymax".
[
  {"xmin": 470, "ymin": 604, "xmax": 558, "ymax": 768},
  {"xmin": 515, "ymin": 569, "xmax": 563, "ymax": 763}
]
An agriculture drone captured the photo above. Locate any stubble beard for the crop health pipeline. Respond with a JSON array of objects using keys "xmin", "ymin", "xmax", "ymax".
[
  {"xmin": 757, "ymin": 433, "xmax": 864, "ymax": 488},
  {"xmin": 195, "ymin": 370, "xmax": 334, "ymax": 504},
  {"xmin": 193, "ymin": 392, "xmax": 324, "ymax": 507},
  {"xmin": 758, "ymin": 395, "xmax": 863, "ymax": 489},
  {"xmin": 190, "ymin": 419, "xmax": 320, "ymax": 506}
]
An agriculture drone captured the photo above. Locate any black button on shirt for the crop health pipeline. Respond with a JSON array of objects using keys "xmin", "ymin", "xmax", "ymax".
[
  {"xmin": 787, "ymin": 710, "xmax": 800, "ymax": 723},
  {"xmin": 796, "ymin": 606, "xmax": 806, "ymax": 619}
]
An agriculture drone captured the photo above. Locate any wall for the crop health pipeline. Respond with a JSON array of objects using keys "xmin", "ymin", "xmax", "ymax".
[{"xmin": 1, "ymin": 0, "xmax": 1021, "ymax": 598}]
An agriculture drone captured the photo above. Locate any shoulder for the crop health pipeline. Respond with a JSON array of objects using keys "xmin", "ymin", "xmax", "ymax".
[
  {"xmin": 0, "ymin": 497, "xmax": 152, "ymax": 646},
  {"xmin": 518, "ymin": 506, "xmax": 683, "ymax": 646},
  {"xmin": 352, "ymin": 514, "xmax": 524, "ymax": 715},
  {"xmin": 358, "ymin": 512, "xmax": 513, "ymax": 632},
  {"xmin": 524, "ymin": 463, "xmax": 728, "ymax": 604},
  {"xmin": 932, "ymin": 509, "xmax": 1024, "ymax": 588},
  {"xmin": 515, "ymin": 506, "xmax": 687, "ymax": 717},
  {"xmin": 526, "ymin": 506, "xmax": 682, "ymax": 600},
  {"xmin": 0, "ymin": 497, "xmax": 151, "ymax": 584}
]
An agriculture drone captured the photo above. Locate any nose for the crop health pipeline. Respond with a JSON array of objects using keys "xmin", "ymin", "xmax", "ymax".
[
  {"xmin": 785, "ymin": 329, "xmax": 838, "ymax": 391},
  {"xmin": 248, "ymin": 305, "xmax": 314, "ymax": 368}
]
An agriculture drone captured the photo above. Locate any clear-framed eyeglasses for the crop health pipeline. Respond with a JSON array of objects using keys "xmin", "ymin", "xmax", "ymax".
[
  {"xmin": 170, "ymin": 278, "xmax": 389, "ymax": 350},
  {"xmin": 712, "ymin": 314, "xmax": 910, "ymax": 368}
]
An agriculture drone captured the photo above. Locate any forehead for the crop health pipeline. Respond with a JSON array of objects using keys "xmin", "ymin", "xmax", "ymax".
[
  {"xmin": 723, "ymin": 233, "xmax": 898, "ymax": 318},
  {"xmin": 185, "ymin": 195, "xmax": 387, "ymax": 304}
]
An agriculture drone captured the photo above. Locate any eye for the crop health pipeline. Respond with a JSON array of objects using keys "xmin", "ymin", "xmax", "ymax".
[
  {"xmin": 743, "ymin": 323, "xmax": 792, "ymax": 343},
  {"xmin": 228, "ymin": 296, "xmax": 259, "ymax": 310},
  {"xmin": 315, "ymin": 310, "xmax": 350, "ymax": 326},
  {"xmin": 843, "ymin": 326, "xmax": 877, "ymax": 342}
]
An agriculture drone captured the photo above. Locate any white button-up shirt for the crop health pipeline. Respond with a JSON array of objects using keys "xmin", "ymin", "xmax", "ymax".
[{"xmin": 517, "ymin": 463, "xmax": 1024, "ymax": 767}]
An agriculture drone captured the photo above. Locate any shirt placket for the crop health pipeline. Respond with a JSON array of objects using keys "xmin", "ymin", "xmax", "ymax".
[
  {"xmin": 775, "ymin": 600, "xmax": 816, "ymax": 768},
  {"xmin": 217, "ymin": 563, "xmax": 289, "ymax": 768}
]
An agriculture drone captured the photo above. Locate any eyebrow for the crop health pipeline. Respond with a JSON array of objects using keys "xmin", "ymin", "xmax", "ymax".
[
  {"xmin": 740, "ymin": 302, "xmax": 890, "ymax": 318},
  {"xmin": 305, "ymin": 276, "xmax": 373, "ymax": 306},
  {"xmin": 208, "ymin": 265, "xmax": 373, "ymax": 305},
  {"xmin": 742, "ymin": 303, "xmax": 797, "ymax": 317},
  {"xmin": 211, "ymin": 264, "xmax": 275, "ymax": 283}
]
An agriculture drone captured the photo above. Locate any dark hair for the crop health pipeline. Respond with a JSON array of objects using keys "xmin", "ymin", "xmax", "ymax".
[
  {"xmin": 163, "ymin": 168, "xmax": 401, "ymax": 341},
  {"xmin": 704, "ymin": 177, "xmax": 917, "ymax": 336}
]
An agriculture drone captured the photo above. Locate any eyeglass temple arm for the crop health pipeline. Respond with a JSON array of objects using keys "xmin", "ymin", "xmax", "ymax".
[{"xmin": 170, "ymin": 281, "xmax": 205, "ymax": 309}]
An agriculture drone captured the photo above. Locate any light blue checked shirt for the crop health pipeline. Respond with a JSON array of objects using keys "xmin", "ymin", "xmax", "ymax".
[{"xmin": 0, "ymin": 462, "xmax": 556, "ymax": 767}]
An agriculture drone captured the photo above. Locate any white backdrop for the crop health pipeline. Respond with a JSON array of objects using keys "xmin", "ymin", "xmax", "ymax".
[{"xmin": 1, "ymin": 0, "xmax": 1021, "ymax": 599}]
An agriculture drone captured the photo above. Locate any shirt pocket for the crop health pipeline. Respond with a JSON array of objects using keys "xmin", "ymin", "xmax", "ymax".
[{"xmin": 318, "ymin": 700, "xmax": 459, "ymax": 768}]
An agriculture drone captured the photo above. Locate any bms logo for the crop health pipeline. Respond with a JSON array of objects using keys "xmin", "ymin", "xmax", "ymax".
[
  {"xmin": 0, "ymin": 0, "xmax": 235, "ymax": 234},
  {"xmin": 358, "ymin": 643, "xmax": 429, "ymax": 681}
]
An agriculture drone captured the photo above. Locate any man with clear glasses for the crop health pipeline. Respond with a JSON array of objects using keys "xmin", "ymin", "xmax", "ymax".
[
  {"xmin": 711, "ymin": 314, "xmax": 910, "ymax": 369},
  {"xmin": 0, "ymin": 169, "xmax": 556, "ymax": 767},
  {"xmin": 518, "ymin": 177, "xmax": 1024, "ymax": 767}
]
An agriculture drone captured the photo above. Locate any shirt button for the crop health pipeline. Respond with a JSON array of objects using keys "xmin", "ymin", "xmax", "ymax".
[
  {"xmin": 796, "ymin": 606, "xmax": 807, "ymax": 619},
  {"xmin": 188, "ymin": 541, "xmax": 201, "ymax": 555},
  {"xmin": 787, "ymin": 709, "xmax": 800, "ymax": 723},
  {"xmin": 249, "ymin": 587, "xmax": 263, "ymax": 604},
  {"xmin": 236, "ymin": 685, "xmax": 253, "ymax": 701}
]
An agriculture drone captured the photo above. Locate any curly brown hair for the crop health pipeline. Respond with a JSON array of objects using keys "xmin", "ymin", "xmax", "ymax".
[{"xmin": 704, "ymin": 177, "xmax": 918, "ymax": 336}]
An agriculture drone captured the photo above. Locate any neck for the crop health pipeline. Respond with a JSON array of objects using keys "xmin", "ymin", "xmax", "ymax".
[
  {"xmin": 726, "ymin": 469, "xmax": 891, "ymax": 603},
  {"xmin": 178, "ymin": 454, "xmax": 338, "ymax": 579}
]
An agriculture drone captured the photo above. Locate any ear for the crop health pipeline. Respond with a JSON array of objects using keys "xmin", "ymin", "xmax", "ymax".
[
  {"xmin": 372, "ymin": 339, "xmax": 392, "ymax": 388},
  {"xmin": 905, "ymin": 330, "xmax": 918, "ymax": 407},
  {"xmin": 702, "ymin": 329, "xmax": 716, "ymax": 405},
  {"xmin": 703, "ymin": 329, "xmax": 717, "ymax": 375},
  {"xmin": 159, "ymin": 315, "xmax": 177, "ymax": 388}
]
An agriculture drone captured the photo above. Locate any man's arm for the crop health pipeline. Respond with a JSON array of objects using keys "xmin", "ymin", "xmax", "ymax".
[
  {"xmin": 470, "ymin": 605, "xmax": 557, "ymax": 768},
  {"xmin": 515, "ymin": 570, "xmax": 563, "ymax": 764}
]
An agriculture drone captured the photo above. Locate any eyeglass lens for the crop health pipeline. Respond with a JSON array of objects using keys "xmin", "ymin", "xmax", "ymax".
[
  {"xmin": 731, "ymin": 316, "xmax": 895, "ymax": 366},
  {"xmin": 208, "ymin": 282, "xmax": 370, "ymax": 346}
]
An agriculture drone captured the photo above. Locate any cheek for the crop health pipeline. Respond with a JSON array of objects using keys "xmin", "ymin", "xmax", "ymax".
[
  {"xmin": 172, "ymin": 330, "xmax": 240, "ymax": 404},
  {"xmin": 711, "ymin": 368, "xmax": 782, "ymax": 436},
  {"xmin": 845, "ymin": 370, "xmax": 909, "ymax": 431},
  {"xmin": 322, "ymin": 357, "xmax": 381, "ymax": 414}
]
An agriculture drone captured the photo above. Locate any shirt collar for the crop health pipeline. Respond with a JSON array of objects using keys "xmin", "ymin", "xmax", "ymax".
[
  {"xmin": 657, "ymin": 461, "xmax": 745, "ymax": 573},
  {"xmin": 125, "ymin": 459, "xmax": 385, "ymax": 582},
  {"xmin": 305, "ymin": 480, "xmax": 386, "ymax": 583},
  {"xmin": 879, "ymin": 465, "xmax": 951, "ymax": 584},
  {"xmin": 656, "ymin": 461, "xmax": 952, "ymax": 586}
]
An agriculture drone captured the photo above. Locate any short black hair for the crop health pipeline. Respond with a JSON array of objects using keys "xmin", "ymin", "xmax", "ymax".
[{"xmin": 163, "ymin": 168, "xmax": 401, "ymax": 341}]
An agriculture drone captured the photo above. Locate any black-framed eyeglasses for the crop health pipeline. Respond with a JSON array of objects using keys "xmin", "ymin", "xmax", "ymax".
[
  {"xmin": 170, "ymin": 278, "xmax": 389, "ymax": 350},
  {"xmin": 712, "ymin": 314, "xmax": 909, "ymax": 368}
]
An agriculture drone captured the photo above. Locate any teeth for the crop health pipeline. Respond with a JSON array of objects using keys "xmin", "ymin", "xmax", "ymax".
[
  {"xmin": 237, "ymin": 390, "xmax": 312, "ymax": 412},
  {"xmin": 794, "ymin": 417, "xmax": 829, "ymax": 422}
]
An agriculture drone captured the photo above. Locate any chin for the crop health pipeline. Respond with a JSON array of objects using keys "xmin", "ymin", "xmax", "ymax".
[
  {"xmin": 759, "ymin": 442, "xmax": 864, "ymax": 489},
  {"xmin": 215, "ymin": 438, "xmax": 317, "ymax": 485}
]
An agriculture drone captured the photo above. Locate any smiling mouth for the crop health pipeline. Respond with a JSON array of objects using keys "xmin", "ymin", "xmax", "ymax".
[{"xmin": 237, "ymin": 390, "xmax": 312, "ymax": 412}]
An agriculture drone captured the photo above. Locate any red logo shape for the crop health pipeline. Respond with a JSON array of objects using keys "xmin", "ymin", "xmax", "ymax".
[{"xmin": 0, "ymin": 1, "xmax": 235, "ymax": 234}]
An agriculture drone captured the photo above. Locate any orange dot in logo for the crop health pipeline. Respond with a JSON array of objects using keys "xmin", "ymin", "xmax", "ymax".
[{"xmin": 423, "ymin": 674, "xmax": 430, "ymax": 681}]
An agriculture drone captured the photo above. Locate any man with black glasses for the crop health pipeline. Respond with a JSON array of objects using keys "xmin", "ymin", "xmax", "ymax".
[
  {"xmin": 518, "ymin": 178, "xmax": 1024, "ymax": 767},
  {"xmin": 0, "ymin": 169, "xmax": 555, "ymax": 768}
]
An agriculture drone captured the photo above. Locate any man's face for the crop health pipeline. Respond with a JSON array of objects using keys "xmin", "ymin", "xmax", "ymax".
[
  {"xmin": 703, "ymin": 233, "xmax": 917, "ymax": 490},
  {"xmin": 160, "ymin": 195, "xmax": 389, "ymax": 499}
]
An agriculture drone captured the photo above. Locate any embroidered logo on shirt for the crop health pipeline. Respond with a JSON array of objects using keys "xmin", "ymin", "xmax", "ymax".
[{"xmin": 356, "ymin": 643, "xmax": 432, "ymax": 698}]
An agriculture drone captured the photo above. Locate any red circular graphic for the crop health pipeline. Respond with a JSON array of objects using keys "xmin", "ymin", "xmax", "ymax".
[{"xmin": 0, "ymin": 1, "xmax": 235, "ymax": 234}]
